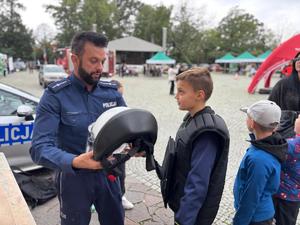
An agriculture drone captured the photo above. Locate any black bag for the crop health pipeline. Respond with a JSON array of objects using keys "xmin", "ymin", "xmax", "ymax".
[
  {"xmin": 158, "ymin": 137, "xmax": 176, "ymax": 208},
  {"xmin": 11, "ymin": 167, "xmax": 57, "ymax": 208},
  {"xmin": 277, "ymin": 110, "xmax": 299, "ymax": 139}
]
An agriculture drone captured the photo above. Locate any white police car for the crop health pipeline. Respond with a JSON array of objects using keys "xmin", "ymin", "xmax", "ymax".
[{"xmin": 0, "ymin": 83, "xmax": 41, "ymax": 171}]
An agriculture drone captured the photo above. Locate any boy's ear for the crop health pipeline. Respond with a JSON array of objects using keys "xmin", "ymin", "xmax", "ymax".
[
  {"xmin": 197, "ymin": 90, "xmax": 206, "ymax": 100},
  {"xmin": 250, "ymin": 119, "xmax": 255, "ymax": 129}
]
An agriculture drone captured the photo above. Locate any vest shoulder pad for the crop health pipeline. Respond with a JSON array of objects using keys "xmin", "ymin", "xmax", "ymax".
[
  {"xmin": 177, "ymin": 113, "xmax": 229, "ymax": 145},
  {"xmin": 194, "ymin": 113, "xmax": 229, "ymax": 136},
  {"xmin": 48, "ymin": 79, "xmax": 71, "ymax": 93},
  {"xmin": 98, "ymin": 81, "xmax": 118, "ymax": 90}
]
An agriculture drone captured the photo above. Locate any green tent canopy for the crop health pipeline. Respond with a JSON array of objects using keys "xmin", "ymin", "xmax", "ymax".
[
  {"xmin": 215, "ymin": 53, "xmax": 236, "ymax": 63},
  {"xmin": 146, "ymin": 52, "xmax": 176, "ymax": 64},
  {"xmin": 230, "ymin": 51, "xmax": 258, "ymax": 63},
  {"xmin": 257, "ymin": 50, "xmax": 272, "ymax": 62}
]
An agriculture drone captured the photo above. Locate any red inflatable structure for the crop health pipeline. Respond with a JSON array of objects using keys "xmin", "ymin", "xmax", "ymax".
[{"xmin": 248, "ymin": 34, "xmax": 300, "ymax": 94}]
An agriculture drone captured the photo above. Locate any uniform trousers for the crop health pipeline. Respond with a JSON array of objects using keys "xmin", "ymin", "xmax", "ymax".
[{"xmin": 56, "ymin": 170, "xmax": 124, "ymax": 225}]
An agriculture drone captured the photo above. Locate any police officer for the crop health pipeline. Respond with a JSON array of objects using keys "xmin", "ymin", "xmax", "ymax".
[{"xmin": 30, "ymin": 31, "xmax": 125, "ymax": 225}]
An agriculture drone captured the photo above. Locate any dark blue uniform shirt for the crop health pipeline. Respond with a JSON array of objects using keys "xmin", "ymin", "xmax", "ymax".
[{"xmin": 31, "ymin": 74, "xmax": 126, "ymax": 174}]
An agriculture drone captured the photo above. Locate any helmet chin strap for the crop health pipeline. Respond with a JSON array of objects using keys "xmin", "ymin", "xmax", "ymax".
[{"xmin": 100, "ymin": 138, "xmax": 157, "ymax": 176}]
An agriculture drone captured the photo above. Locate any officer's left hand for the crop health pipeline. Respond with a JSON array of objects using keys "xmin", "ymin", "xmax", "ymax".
[
  {"xmin": 72, "ymin": 151, "xmax": 103, "ymax": 170},
  {"xmin": 122, "ymin": 143, "xmax": 145, "ymax": 157},
  {"xmin": 135, "ymin": 151, "xmax": 146, "ymax": 157}
]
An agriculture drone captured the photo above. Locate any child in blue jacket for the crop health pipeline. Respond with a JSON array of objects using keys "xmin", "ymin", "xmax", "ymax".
[
  {"xmin": 273, "ymin": 115, "xmax": 300, "ymax": 225},
  {"xmin": 233, "ymin": 100, "xmax": 288, "ymax": 225}
]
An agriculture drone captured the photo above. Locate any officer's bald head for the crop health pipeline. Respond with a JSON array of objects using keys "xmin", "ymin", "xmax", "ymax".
[{"xmin": 71, "ymin": 31, "xmax": 108, "ymax": 56}]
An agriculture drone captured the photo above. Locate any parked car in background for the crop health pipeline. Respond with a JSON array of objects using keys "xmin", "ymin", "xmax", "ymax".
[
  {"xmin": 38, "ymin": 64, "xmax": 68, "ymax": 88},
  {"xmin": 0, "ymin": 83, "xmax": 41, "ymax": 171},
  {"xmin": 210, "ymin": 63, "xmax": 223, "ymax": 72},
  {"xmin": 199, "ymin": 63, "xmax": 210, "ymax": 71},
  {"xmin": 13, "ymin": 59, "xmax": 27, "ymax": 72}
]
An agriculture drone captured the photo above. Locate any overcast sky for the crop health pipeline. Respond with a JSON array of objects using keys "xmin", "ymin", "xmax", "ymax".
[{"xmin": 19, "ymin": 0, "xmax": 300, "ymax": 41}]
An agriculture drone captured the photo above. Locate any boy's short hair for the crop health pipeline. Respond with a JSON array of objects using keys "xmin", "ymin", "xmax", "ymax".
[
  {"xmin": 176, "ymin": 67, "xmax": 213, "ymax": 101},
  {"xmin": 254, "ymin": 122, "xmax": 276, "ymax": 132}
]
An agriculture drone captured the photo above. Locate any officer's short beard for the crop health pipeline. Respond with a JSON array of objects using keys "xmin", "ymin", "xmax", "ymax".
[{"xmin": 78, "ymin": 62, "xmax": 99, "ymax": 86}]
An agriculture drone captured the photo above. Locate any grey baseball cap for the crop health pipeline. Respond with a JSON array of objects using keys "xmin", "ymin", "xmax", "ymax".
[{"xmin": 240, "ymin": 100, "xmax": 281, "ymax": 129}]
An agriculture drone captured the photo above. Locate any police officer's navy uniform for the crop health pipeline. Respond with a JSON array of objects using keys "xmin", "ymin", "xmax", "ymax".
[{"xmin": 31, "ymin": 74, "xmax": 126, "ymax": 225}]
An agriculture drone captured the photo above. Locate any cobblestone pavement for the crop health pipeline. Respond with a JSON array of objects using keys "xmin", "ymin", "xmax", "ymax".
[{"xmin": 2, "ymin": 71, "xmax": 299, "ymax": 224}]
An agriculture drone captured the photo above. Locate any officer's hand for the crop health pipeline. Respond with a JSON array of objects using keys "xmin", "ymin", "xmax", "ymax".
[
  {"xmin": 135, "ymin": 151, "xmax": 146, "ymax": 157},
  {"xmin": 72, "ymin": 151, "xmax": 102, "ymax": 170}
]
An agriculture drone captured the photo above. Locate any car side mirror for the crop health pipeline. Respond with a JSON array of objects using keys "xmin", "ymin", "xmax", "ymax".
[{"xmin": 17, "ymin": 105, "xmax": 34, "ymax": 121}]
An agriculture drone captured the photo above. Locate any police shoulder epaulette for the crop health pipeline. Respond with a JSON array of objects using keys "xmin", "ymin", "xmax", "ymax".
[
  {"xmin": 98, "ymin": 81, "xmax": 117, "ymax": 90},
  {"xmin": 48, "ymin": 79, "xmax": 71, "ymax": 93}
]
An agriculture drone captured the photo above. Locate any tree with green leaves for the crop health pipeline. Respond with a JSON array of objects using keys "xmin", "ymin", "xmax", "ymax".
[
  {"xmin": 216, "ymin": 6, "xmax": 276, "ymax": 56},
  {"xmin": 46, "ymin": 0, "xmax": 143, "ymax": 44},
  {"xmin": 112, "ymin": 0, "xmax": 143, "ymax": 37},
  {"xmin": 0, "ymin": 0, "xmax": 34, "ymax": 60},
  {"xmin": 80, "ymin": 0, "xmax": 115, "ymax": 39},
  {"xmin": 169, "ymin": 2, "xmax": 207, "ymax": 64},
  {"xmin": 134, "ymin": 4, "xmax": 172, "ymax": 45},
  {"xmin": 46, "ymin": 0, "xmax": 81, "ymax": 47},
  {"xmin": 33, "ymin": 23, "xmax": 57, "ymax": 64},
  {"xmin": 196, "ymin": 29, "xmax": 221, "ymax": 63}
]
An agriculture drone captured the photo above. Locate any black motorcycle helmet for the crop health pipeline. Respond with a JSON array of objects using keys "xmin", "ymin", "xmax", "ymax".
[{"xmin": 90, "ymin": 107, "xmax": 158, "ymax": 169}]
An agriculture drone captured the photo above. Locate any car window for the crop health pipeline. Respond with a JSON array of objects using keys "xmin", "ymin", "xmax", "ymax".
[
  {"xmin": 0, "ymin": 89, "xmax": 37, "ymax": 116},
  {"xmin": 44, "ymin": 66, "xmax": 64, "ymax": 73}
]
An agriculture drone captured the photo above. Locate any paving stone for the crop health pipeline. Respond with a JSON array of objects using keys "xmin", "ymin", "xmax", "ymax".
[
  {"xmin": 128, "ymin": 183, "xmax": 151, "ymax": 193},
  {"xmin": 144, "ymin": 194, "xmax": 163, "ymax": 207},
  {"xmin": 125, "ymin": 217, "xmax": 139, "ymax": 225},
  {"xmin": 146, "ymin": 189, "xmax": 162, "ymax": 198},
  {"xmin": 148, "ymin": 203, "xmax": 168, "ymax": 216},
  {"xmin": 154, "ymin": 207, "xmax": 174, "ymax": 224},
  {"xmin": 125, "ymin": 190, "xmax": 144, "ymax": 204},
  {"xmin": 125, "ymin": 202, "xmax": 151, "ymax": 223},
  {"xmin": 143, "ymin": 221, "xmax": 164, "ymax": 225}
]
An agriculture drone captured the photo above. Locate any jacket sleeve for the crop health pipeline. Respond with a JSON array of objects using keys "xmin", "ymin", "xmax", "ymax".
[
  {"xmin": 30, "ymin": 90, "xmax": 76, "ymax": 174},
  {"xmin": 116, "ymin": 92, "xmax": 127, "ymax": 107},
  {"xmin": 233, "ymin": 156, "xmax": 270, "ymax": 225},
  {"xmin": 175, "ymin": 133, "xmax": 218, "ymax": 225},
  {"xmin": 268, "ymin": 81, "xmax": 282, "ymax": 106}
]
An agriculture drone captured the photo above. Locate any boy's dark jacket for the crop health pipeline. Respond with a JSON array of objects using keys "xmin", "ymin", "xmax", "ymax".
[
  {"xmin": 168, "ymin": 106, "xmax": 230, "ymax": 225},
  {"xmin": 249, "ymin": 132, "xmax": 287, "ymax": 163}
]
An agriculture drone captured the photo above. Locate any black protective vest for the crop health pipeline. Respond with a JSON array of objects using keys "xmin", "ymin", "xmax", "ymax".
[{"xmin": 168, "ymin": 108, "xmax": 230, "ymax": 225}]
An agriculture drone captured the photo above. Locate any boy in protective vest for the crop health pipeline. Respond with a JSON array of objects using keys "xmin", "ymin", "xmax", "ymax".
[
  {"xmin": 233, "ymin": 100, "xmax": 287, "ymax": 225},
  {"xmin": 167, "ymin": 67, "xmax": 230, "ymax": 225}
]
